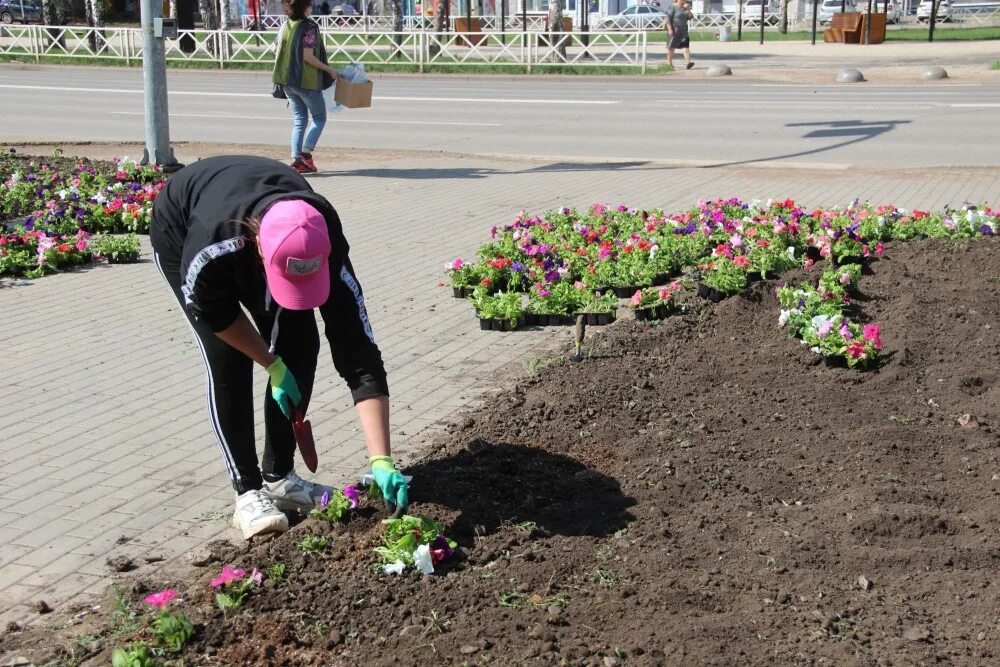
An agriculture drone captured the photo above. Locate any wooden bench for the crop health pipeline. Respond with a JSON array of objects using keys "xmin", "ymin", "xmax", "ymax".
[
  {"xmin": 823, "ymin": 12, "xmax": 863, "ymax": 43},
  {"xmin": 859, "ymin": 12, "xmax": 887, "ymax": 44}
]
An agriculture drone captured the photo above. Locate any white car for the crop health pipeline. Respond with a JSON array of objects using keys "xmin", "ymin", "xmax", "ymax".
[
  {"xmin": 741, "ymin": 0, "xmax": 779, "ymax": 24},
  {"xmin": 818, "ymin": 0, "xmax": 858, "ymax": 25},
  {"xmin": 600, "ymin": 5, "xmax": 668, "ymax": 30},
  {"xmin": 917, "ymin": 0, "xmax": 951, "ymax": 21}
]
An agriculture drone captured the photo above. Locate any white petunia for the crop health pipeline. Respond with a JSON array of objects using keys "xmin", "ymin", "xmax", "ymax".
[
  {"xmin": 413, "ymin": 544, "xmax": 434, "ymax": 576},
  {"xmin": 383, "ymin": 561, "xmax": 406, "ymax": 576},
  {"xmin": 786, "ymin": 247, "xmax": 795, "ymax": 260},
  {"xmin": 778, "ymin": 310, "xmax": 791, "ymax": 327},
  {"xmin": 810, "ymin": 346, "xmax": 821, "ymax": 354},
  {"xmin": 57, "ymin": 190, "xmax": 68, "ymax": 200}
]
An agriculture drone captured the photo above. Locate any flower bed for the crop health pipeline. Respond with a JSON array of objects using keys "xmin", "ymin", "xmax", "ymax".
[
  {"xmin": 447, "ymin": 199, "xmax": 997, "ymax": 370},
  {"xmin": 0, "ymin": 149, "xmax": 166, "ymax": 279}
]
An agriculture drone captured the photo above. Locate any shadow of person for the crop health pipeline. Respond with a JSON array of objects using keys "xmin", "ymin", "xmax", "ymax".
[{"xmin": 405, "ymin": 440, "xmax": 636, "ymax": 541}]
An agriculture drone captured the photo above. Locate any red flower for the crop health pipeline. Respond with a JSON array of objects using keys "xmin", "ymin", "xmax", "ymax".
[
  {"xmin": 57, "ymin": 243, "xmax": 72, "ymax": 252},
  {"xmin": 913, "ymin": 209, "xmax": 928, "ymax": 220},
  {"xmin": 756, "ymin": 239, "xmax": 770, "ymax": 247},
  {"xmin": 846, "ymin": 340, "xmax": 867, "ymax": 359},
  {"xmin": 480, "ymin": 277, "xmax": 493, "ymax": 288},
  {"xmin": 637, "ymin": 239, "xmax": 651, "ymax": 251},
  {"xmin": 733, "ymin": 255, "xmax": 750, "ymax": 268},
  {"xmin": 575, "ymin": 247, "xmax": 588, "ymax": 256}
]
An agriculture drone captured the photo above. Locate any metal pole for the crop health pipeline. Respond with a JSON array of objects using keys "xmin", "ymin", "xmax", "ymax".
[
  {"xmin": 811, "ymin": 0, "xmax": 818, "ymax": 43},
  {"xmin": 521, "ymin": 0, "xmax": 526, "ymax": 33},
  {"xmin": 139, "ymin": 0, "xmax": 180, "ymax": 170},
  {"xmin": 840, "ymin": 0, "xmax": 845, "ymax": 12},
  {"xmin": 501, "ymin": 0, "xmax": 506, "ymax": 43},
  {"xmin": 928, "ymin": 0, "xmax": 936, "ymax": 41},
  {"xmin": 864, "ymin": 0, "xmax": 871, "ymax": 42},
  {"xmin": 737, "ymin": 0, "xmax": 742, "ymax": 40},
  {"xmin": 759, "ymin": 1, "xmax": 764, "ymax": 43},
  {"xmin": 581, "ymin": 0, "xmax": 588, "ymax": 45}
]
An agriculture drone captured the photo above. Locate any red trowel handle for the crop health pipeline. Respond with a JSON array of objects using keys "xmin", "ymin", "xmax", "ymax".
[{"xmin": 292, "ymin": 409, "xmax": 318, "ymax": 473}]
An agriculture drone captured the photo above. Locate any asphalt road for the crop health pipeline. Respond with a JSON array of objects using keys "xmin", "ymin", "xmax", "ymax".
[{"xmin": 2, "ymin": 65, "xmax": 999, "ymax": 167}]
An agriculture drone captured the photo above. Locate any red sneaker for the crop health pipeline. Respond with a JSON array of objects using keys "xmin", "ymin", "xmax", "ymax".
[
  {"xmin": 300, "ymin": 155, "xmax": 318, "ymax": 172},
  {"xmin": 290, "ymin": 156, "xmax": 316, "ymax": 174}
]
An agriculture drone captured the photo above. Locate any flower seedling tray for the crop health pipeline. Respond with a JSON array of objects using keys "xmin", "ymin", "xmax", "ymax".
[
  {"xmin": 576, "ymin": 311, "xmax": 617, "ymax": 326},
  {"xmin": 107, "ymin": 252, "xmax": 141, "ymax": 265},
  {"xmin": 696, "ymin": 281, "xmax": 729, "ymax": 303},
  {"xmin": 633, "ymin": 305, "xmax": 677, "ymax": 322},
  {"xmin": 478, "ymin": 316, "xmax": 525, "ymax": 331},
  {"xmin": 524, "ymin": 313, "xmax": 573, "ymax": 327}
]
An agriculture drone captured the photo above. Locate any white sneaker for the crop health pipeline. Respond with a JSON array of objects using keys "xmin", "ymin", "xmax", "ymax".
[
  {"xmin": 263, "ymin": 470, "xmax": 334, "ymax": 514},
  {"xmin": 232, "ymin": 489, "xmax": 289, "ymax": 541}
]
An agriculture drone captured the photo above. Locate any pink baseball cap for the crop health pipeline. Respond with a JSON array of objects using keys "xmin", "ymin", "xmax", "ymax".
[{"xmin": 259, "ymin": 199, "xmax": 332, "ymax": 310}]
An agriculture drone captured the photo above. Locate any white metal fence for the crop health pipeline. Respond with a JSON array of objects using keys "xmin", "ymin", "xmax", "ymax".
[
  {"xmin": 240, "ymin": 5, "xmax": 1000, "ymax": 30},
  {"xmin": 0, "ymin": 25, "xmax": 650, "ymax": 71}
]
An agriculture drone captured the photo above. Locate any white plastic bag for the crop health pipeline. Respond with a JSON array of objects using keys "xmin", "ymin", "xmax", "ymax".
[{"xmin": 324, "ymin": 62, "xmax": 368, "ymax": 112}]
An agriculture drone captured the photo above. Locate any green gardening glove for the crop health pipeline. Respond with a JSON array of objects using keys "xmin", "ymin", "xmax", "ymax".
[
  {"xmin": 265, "ymin": 357, "xmax": 301, "ymax": 420},
  {"xmin": 370, "ymin": 456, "xmax": 409, "ymax": 516}
]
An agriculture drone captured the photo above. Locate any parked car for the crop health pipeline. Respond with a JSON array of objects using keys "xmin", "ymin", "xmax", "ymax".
[
  {"xmin": 600, "ymin": 5, "xmax": 668, "ymax": 30},
  {"xmin": 0, "ymin": 0, "xmax": 42, "ymax": 23},
  {"xmin": 917, "ymin": 0, "xmax": 951, "ymax": 21},
  {"xmin": 818, "ymin": 0, "xmax": 858, "ymax": 25},
  {"xmin": 741, "ymin": 0, "xmax": 779, "ymax": 24}
]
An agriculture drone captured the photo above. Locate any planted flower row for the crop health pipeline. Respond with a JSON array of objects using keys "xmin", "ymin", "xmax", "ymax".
[
  {"xmin": 777, "ymin": 265, "xmax": 883, "ymax": 369},
  {"xmin": 1, "ymin": 150, "xmax": 162, "ymax": 279},
  {"xmin": 446, "ymin": 199, "xmax": 997, "ymax": 330},
  {"xmin": 0, "ymin": 230, "xmax": 141, "ymax": 278},
  {"xmin": 110, "ymin": 482, "xmax": 457, "ymax": 663},
  {"xmin": 1, "ymin": 150, "xmax": 164, "ymax": 235}
]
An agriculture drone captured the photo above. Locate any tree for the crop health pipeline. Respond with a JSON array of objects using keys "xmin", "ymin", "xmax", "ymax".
[
  {"xmin": 199, "ymin": 0, "xmax": 218, "ymax": 28},
  {"xmin": 545, "ymin": 0, "xmax": 566, "ymax": 60},
  {"xmin": 778, "ymin": 0, "xmax": 790, "ymax": 33},
  {"xmin": 41, "ymin": 0, "xmax": 69, "ymax": 49},
  {"xmin": 84, "ymin": 0, "xmax": 105, "ymax": 52}
]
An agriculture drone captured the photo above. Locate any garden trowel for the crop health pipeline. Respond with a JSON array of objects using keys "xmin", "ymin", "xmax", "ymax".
[
  {"xmin": 292, "ymin": 409, "xmax": 318, "ymax": 473},
  {"xmin": 570, "ymin": 315, "xmax": 587, "ymax": 363}
]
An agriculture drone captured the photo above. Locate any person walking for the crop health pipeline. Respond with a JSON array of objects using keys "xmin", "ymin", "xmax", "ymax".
[
  {"xmin": 665, "ymin": 0, "xmax": 694, "ymax": 70},
  {"xmin": 150, "ymin": 155, "xmax": 409, "ymax": 541},
  {"xmin": 272, "ymin": 0, "xmax": 336, "ymax": 174}
]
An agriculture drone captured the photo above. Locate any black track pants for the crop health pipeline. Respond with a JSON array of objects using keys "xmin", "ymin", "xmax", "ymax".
[{"xmin": 153, "ymin": 250, "xmax": 320, "ymax": 494}]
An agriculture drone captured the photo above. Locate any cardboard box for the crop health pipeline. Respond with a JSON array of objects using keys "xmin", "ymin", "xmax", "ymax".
[{"xmin": 334, "ymin": 79, "xmax": 373, "ymax": 109}]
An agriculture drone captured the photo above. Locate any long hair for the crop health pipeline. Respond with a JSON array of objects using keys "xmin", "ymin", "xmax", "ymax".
[{"xmin": 283, "ymin": 0, "xmax": 312, "ymax": 19}]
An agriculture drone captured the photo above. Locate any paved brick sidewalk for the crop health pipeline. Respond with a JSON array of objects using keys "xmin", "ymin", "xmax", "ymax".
[{"xmin": 1, "ymin": 148, "xmax": 998, "ymax": 624}]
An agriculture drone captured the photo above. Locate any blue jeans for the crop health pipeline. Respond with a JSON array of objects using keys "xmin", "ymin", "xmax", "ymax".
[{"xmin": 284, "ymin": 85, "xmax": 327, "ymax": 159}]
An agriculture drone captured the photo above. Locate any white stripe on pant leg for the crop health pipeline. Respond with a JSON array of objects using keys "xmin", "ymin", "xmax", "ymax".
[{"xmin": 154, "ymin": 251, "xmax": 241, "ymax": 483}]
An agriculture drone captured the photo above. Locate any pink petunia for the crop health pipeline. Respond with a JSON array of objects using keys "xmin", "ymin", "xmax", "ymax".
[
  {"xmin": 863, "ymin": 323, "xmax": 883, "ymax": 350},
  {"xmin": 875, "ymin": 242, "xmax": 885, "ymax": 256},
  {"xmin": 143, "ymin": 589, "xmax": 177, "ymax": 609},
  {"xmin": 210, "ymin": 565, "xmax": 246, "ymax": 589},
  {"xmin": 450, "ymin": 258, "xmax": 463, "ymax": 271},
  {"xmin": 630, "ymin": 290, "xmax": 642, "ymax": 307},
  {"xmin": 343, "ymin": 485, "xmax": 361, "ymax": 509},
  {"xmin": 250, "ymin": 568, "xmax": 263, "ymax": 586}
]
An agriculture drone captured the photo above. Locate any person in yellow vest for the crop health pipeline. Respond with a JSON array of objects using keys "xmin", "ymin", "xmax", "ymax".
[{"xmin": 272, "ymin": 0, "xmax": 337, "ymax": 174}]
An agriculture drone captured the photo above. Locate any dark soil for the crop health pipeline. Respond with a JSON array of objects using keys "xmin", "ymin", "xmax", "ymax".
[{"xmin": 3, "ymin": 238, "xmax": 998, "ymax": 666}]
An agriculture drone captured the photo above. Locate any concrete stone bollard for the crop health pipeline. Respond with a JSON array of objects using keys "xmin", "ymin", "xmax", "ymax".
[
  {"xmin": 922, "ymin": 66, "xmax": 949, "ymax": 80},
  {"xmin": 707, "ymin": 64, "xmax": 733, "ymax": 77},
  {"xmin": 836, "ymin": 69, "xmax": 865, "ymax": 83}
]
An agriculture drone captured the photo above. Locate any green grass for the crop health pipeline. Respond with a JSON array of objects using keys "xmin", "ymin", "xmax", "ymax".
[{"xmin": 992, "ymin": 59, "xmax": 1000, "ymax": 69}]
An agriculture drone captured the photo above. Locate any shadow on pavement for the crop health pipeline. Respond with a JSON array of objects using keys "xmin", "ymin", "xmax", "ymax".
[{"xmin": 322, "ymin": 119, "xmax": 910, "ymax": 178}]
